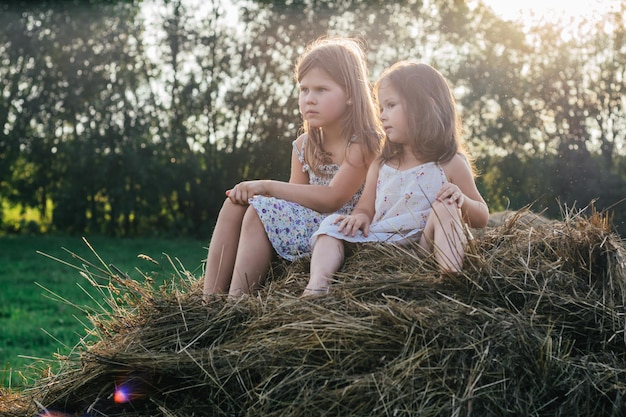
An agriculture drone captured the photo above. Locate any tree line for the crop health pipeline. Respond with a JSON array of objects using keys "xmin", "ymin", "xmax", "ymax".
[{"xmin": 1, "ymin": 0, "xmax": 624, "ymax": 238}]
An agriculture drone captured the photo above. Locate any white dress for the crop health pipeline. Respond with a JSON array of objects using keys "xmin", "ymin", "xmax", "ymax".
[{"xmin": 310, "ymin": 161, "xmax": 448, "ymax": 246}]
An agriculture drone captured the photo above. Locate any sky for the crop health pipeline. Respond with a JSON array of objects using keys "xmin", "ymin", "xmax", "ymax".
[{"xmin": 480, "ymin": 0, "xmax": 619, "ymax": 24}]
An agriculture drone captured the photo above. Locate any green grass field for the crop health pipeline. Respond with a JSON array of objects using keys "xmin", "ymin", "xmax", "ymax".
[{"xmin": 0, "ymin": 234, "xmax": 207, "ymax": 389}]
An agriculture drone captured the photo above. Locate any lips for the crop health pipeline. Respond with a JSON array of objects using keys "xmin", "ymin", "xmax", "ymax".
[{"xmin": 304, "ymin": 110, "xmax": 320, "ymax": 120}]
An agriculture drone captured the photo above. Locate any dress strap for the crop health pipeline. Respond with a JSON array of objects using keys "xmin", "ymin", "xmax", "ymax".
[{"xmin": 292, "ymin": 137, "xmax": 307, "ymax": 163}]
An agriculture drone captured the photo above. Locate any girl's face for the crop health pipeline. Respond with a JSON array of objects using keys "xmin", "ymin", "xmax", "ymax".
[
  {"xmin": 298, "ymin": 67, "xmax": 349, "ymax": 130},
  {"xmin": 378, "ymin": 80, "xmax": 408, "ymax": 145}
]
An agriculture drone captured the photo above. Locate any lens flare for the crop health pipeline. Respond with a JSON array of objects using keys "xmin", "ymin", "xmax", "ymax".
[
  {"xmin": 113, "ymin": 385, "xmax": 131, "ymax": 404},
  {"xmin": 113, "ymin": 376, "xmax": 150, "ymax": 404}
]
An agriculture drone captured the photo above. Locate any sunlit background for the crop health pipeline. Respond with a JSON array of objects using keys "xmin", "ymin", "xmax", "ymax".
[
  {"xmin": 1, "ymin": 0, "xmax": 625, "ymax": 238},
  {"xmin": 481, "ymin": 0, "xmax": 615, "ymax": 23}
]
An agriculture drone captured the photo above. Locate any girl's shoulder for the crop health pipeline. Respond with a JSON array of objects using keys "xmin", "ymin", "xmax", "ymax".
[
  {"xmin": 347, "ymin": 131, "xmax": 384, "ymax": 167},
  {"xmin": 292, "ymin": 133, "xmax": 308, "ymax": 158},
  {"xmin": 293, "ymin": 133, "xmax": 308, "ymax": 149},
  {"xmin": 352, "ymin": 130, "xmax": 384, "ymax": 153},
  {"xmin": 441, "ymin": 153, "xmax": 473, "ymax": 181},
  {"xmin": 344, "ymin": 137, "xmax": 375, "ymax": 168},
  {"xmin": 442, "ymin": 153, "xmax": 471, "ymax": 168}
]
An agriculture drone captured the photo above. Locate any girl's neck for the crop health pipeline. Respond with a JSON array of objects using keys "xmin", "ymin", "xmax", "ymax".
[
  {"xmin": 318, "ymin": 126, "xmax": 350, "ymax": 165},
  {"xmin": 392, "ymin": 149, "xmax": 425, "ymax": 171},
  {"xmin": 319, "ymin": 123, "xmax": 345, "ymax": 145}
]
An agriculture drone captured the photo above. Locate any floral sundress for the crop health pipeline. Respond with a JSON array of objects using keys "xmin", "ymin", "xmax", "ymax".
[{"xmin": 248, "ymin": 138, "xmax": 361, "ymax": 261}]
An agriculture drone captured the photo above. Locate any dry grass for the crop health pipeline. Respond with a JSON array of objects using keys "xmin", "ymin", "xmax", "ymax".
[{"xmin": 1, "ymin": 208, "xmax": 625, "ymax": 417}]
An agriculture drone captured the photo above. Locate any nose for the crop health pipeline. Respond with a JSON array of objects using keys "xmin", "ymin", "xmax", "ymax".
[{"xmin": 305, "ymin": 92, "xmax": 316, "ymax": 104}]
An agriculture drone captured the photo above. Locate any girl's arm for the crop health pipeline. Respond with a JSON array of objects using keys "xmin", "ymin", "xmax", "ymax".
[
  {"xmin": 441, "ymin": 154, "xmax": 489, "ymax": 229},
  {"xmin": 333, "ymin": 158, "xmax": 380, "ymax": 237},
  {"xmin": 228, "ymin": 139, "xmax": 374, "ymax": 213}
]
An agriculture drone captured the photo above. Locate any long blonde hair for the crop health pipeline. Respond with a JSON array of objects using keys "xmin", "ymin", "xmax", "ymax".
[
  {"xmin": 295, "ymin": 37, "xmax": 383, "ymax": 176},
  {"xmin": 374, "ymin": 61, "xmax": 471, "ymax": 168}
]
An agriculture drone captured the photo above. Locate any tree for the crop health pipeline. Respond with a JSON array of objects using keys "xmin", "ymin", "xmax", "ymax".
[{"xmin": 1, "ymin": 0, "xmax": 624, "ymax": 236}]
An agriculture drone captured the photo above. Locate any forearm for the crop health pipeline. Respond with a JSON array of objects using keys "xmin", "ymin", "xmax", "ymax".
[
  {"xmin": 263, "ymin": 180, "xmax": 355, "ymax": 213},
  {"xmin": 461, "ymin": 198, "xmax": 489, "ymax": 229}
]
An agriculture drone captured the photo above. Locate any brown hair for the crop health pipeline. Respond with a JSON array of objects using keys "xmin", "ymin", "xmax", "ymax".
[
  {"xmin": 374, "ymin": 61, "xmax": 470, "ymax": 167},
  {"xmin": 295, "ymin": 37, "xmax": 383, "ymax": 175}
]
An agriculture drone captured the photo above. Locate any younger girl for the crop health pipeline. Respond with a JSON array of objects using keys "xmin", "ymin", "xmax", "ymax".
[
  {"xmin": 305, "ymin": 61, "xmax": 489, "ymax": 296},
  {"xmin": 203, "ymin": 37, "xmax": 384, "ymax": 298}
]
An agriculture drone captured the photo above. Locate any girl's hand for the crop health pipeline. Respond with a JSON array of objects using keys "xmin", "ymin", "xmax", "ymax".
[
  {"xmin": 436, "ymin": 183, "xmax": 465, "ymax": 208},
  {"xmin": 226, "ymin": 181, "xmax": 266, "ymax": 205},
  {"xmin": 334, "ymin": 213, "xmax": 371, "ymax": 237}
]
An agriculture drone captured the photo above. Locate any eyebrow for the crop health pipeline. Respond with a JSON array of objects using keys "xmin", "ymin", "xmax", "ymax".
[
  {"xmin": 299, "ymin": 80, "xmax": 333, "ymax": 88},
  {"xmin": 380, "ymin": 95, "xmax": 400, "ymax": 104}
]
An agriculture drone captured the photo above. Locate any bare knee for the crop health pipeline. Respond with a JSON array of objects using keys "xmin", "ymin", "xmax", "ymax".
[
  {"xmin": 241, "ymin": 205, "xmax": 267, "ymax": 238},
  {"xmin": 218, "ymin": 198, "xmax": 248, "ymax": 223},
  {"xmin": 431, "ymin": 200, "xmax": 462, "ymax": 223},
  {"xmin": 426, "ymin": 200, "xmax": 462, "ymax": 235},
  {"xmin": 420, "ymin": 200, "xmax": 466, "ymax": 273}
]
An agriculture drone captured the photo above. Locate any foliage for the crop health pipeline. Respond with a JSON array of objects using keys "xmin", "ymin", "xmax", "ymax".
[{"xmin": 0, "ymin": 0, "xmax": 625, "ymax": 237}]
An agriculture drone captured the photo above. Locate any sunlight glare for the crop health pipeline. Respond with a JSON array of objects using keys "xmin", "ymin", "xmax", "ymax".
[{"xmin": 480, "ymin": 0, "xmax": 615, "ymax": 24}]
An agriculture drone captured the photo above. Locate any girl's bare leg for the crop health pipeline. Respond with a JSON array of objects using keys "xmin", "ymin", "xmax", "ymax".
[
  {"xmin": 305, "ymin": 234, "xmax": 345, "ymax": 296},
  {"xmin": 419, "ymin": 200, "xmax": 466, "ymax": 273},
  {"xmin": 228, "ymin": 206, "xmax": 274, "ymax": 297},
  {"xmin": 203, "ymin": 199, "xmax": 248, "ymax": 298}
]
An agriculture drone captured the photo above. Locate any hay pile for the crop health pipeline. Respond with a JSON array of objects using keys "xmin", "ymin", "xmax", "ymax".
[{"xmin": 1, "ymin": 209, "xmax": 626, "ymax": 417}]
